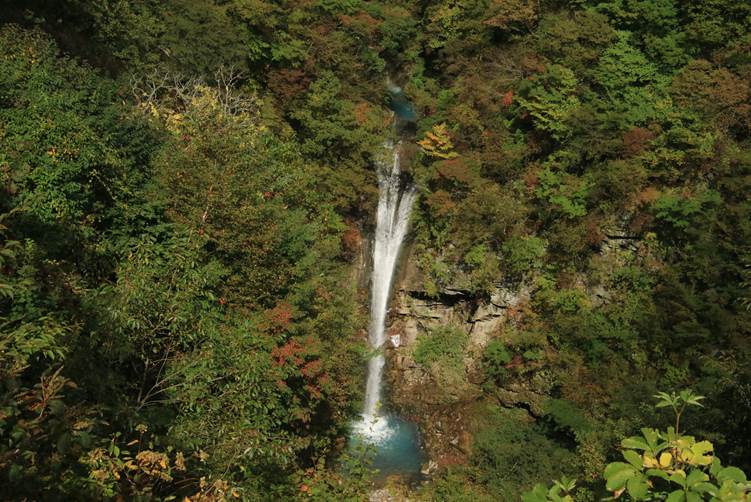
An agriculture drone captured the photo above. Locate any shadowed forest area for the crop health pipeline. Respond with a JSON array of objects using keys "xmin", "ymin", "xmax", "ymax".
[{"xmin": 1, "ymin": 1, "xmax": 750, "ymax": 500}]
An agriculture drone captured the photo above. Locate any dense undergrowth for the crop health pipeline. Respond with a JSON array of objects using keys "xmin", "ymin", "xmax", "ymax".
[{"xmin": 1, "ymin": 0, "xmax": 750, "ymax": 500}]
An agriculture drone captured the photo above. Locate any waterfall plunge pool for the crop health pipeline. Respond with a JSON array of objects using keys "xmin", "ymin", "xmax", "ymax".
[
  {"xmin": 349, "ymin": 413, "xmax": 426, "ymax": 484},
  {"xmin": 386, "ymin": 85, "xmax": 417, "ymax": 122}
]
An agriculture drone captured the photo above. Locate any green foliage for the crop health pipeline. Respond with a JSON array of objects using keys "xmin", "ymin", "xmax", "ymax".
[
  {"xmin": 516, "ymin": 64, "xmax": 580, "ymax": 141},
  {"xmin": 536, "ymin": 167, "xmax": 591, "ymax": 218},
  {"xmin": 536, "ymin": 10, "xmax": 616, "ymax": 73},
  {"xmin": 602, "ymin": 392, "xmax": 750, "ymax": 501},
  {"xmin": 502, "ymin": 235, "xmax": 547, "ymax": 278},
  {"xmin": 472, "ymin": 406, "xmax": 578, "ymax": 500},
  {"xmin": 413, "ymin": 325, "xmax": 468, "ymax": 371},
  {"xmin": 60, "ymin": 0, "xmax": 249, "ymax": 74},
  {"xmin": 483, "ymin": 339, "xmax": 513, "ymax": 383},
  {"xmin": 3, "ymin": 0, "xmax": 751, "ymax": 498},
  {"xmin": 0, "ymin": 25, "xmax": 128, "ymax": 225},
  {"xmin": 522, "ymin": 477, "xmax": 577, "ymax": 502},
  {"xmin": 653, "ymin": 389, "xmax": 706, "ymax": 443},
  {"xmin": 98, "ymin": 232, "xmax": 225, "ymax": 361},
  {"xmin": 418, "ymin": 469, "xmax": 496, "ymax": 502},
  {"xmin": 463, "ymin": 243, "xmax": 502, "ymax": 295},
  {"xmin": 652, "ymin": 187, "xmax": 721, "ymax": 235},
  {"xmin": 291, "ymin": 71, "xmax": 387, "ymax": 165},
  {"xmin": 592, "ymin": 31, "xmax": 658, "ymax": 95},
  {"xmin": 526, "ymin": 392, "xmax": 751, "ymax": 501},
  {"xmin": 0, "ymin": 19, "xmax": 367, "ymax": 499},
  {"xmin": 543, "ymin": 399, "xmax": 592, "ymax": 438},
  {"xmin": 591, "ymin": 31, "xmax": 664, "ymax": 127}
]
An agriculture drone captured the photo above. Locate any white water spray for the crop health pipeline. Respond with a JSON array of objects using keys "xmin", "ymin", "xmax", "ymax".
[{"xmin": 354, "ymin": 142, "xmax": 416, "ymax": 443}]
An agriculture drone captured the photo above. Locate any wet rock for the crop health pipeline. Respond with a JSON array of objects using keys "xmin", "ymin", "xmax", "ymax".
[
  {"xmin": 420, "ymin": 460, "xmax": 438, "ymax": 476},
  {"xmin": 369, "ymin": 488, "xmax": 407, "ymax": 502}
]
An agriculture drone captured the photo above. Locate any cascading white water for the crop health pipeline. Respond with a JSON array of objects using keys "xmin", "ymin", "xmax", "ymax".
[{"xmin": 354, "ymin": 142, "xmax": 416, "ymax": 443}]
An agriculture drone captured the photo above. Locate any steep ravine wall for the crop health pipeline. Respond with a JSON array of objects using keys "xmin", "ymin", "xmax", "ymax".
[
  {"xmin": 378, "ymin": 223, "xmax": 645, "ymax": 472},
  {"xmin": 381, "ymin": 250, "xmax": 532, "ymax": 471}
]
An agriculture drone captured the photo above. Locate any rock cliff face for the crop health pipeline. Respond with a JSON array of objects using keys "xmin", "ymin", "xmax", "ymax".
[
  {"xmin": 383, "ymin": 250, "xmax": 531, "ymax": 468},
  {"xmin": 378, "ymin": 221, "xmax": 644, "ymax": 471}
]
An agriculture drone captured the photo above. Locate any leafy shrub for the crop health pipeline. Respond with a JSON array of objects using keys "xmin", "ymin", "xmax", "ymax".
[
  {"xmin": 502, "ymin": 235, "xmax": 547, "ymax": 278},
  {"xmin": 543, "ymin": 399, "xmax": 592, "ymax": 439},
  {"xmin": 522, "ymin": 349, "xmax": 544, "ymax": 361},
  {"xmin": 483, "ymin": 339, "xmax": 513, "ymax": 383},
  {"xmin": 652, "ymin": 187, "xmax": 721, "ymax": 235},
  {"xmin": 515, "ymin": 64, "xmax": 580, "ymax": 141},
  {"xmin": 472, "ymin": 406, "xmax": 577, "ymax": 500},
  {"xmin": 464, "ymin": 243, "xmax": 502, "ymax": 295},
  {"xmin": 413, "ymin": 325, "xmax": 468, "ymax": 371},
  {"xmin": 525, "ymin": 391, "xmax": 751, "ymax": 501},
  {"xmin": 419, "ymin": 469, "xmax": 496, "ymax": 502}
]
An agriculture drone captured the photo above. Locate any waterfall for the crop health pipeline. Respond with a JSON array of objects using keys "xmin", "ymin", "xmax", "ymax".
[{"xmin": 354, "ymin": 142, "xmax": 416, "ymax": 442}]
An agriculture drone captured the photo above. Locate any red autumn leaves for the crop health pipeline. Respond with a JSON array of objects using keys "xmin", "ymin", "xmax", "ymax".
[{"xmin": 268, "ymin": 303, "xmax": 329, "ymax": 405}]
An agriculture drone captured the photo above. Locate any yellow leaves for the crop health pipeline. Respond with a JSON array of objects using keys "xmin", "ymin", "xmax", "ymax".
[
  {"xmin": 190, "ymin": 477, "xmax": 236, "ymax": 500},
  {"xmin": 418, "ymin": 123, "xmax": 459, "ymax": 159},
  {"xmin": 190, "ymin": 85, "xmax": 219, "ymax": 111},
  {"xmin": 642, "ymin": 437, "xmax": 714, "ymax": 474},
  {"xmin": 679, "ymin": 440, "xmax": 714, "ymax": 466},
  {"xmin": 643, "ymin": 451, "xmax": 671, "ymax": 470},
  {"xmin": 73, "ymin": 419, "xmax": 92, "ymax": 430},
  {"xmin": 91, "ymin": 468, "xmax": 109, "ymax": 482},
  {"xmin": 147, "ymin": 102, "xmax": 160, "ymax": 119},
  {"xmin": 135, "ymin": 450, "xmax": 172, "ymax": 481},
  {"xmin": 174, "ymin": 451, "xmax": 186, "ymax": 471},
  {"xmin": 643, "ymin": 454, "xmax": 659, "ymax": 468},
  {"xmin": 166, "ymin": 112, "xmax": 185, "ymax": 133},
  {"xmin": 670, "ymin": 468, "xmax": 686, "ymax": 478}
]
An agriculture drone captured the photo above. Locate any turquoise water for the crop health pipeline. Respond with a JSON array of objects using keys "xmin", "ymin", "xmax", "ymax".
[
  {"xmin": 349, "ymin": 414, "xmax": 425, "ymax": 483},
  {"xmin": 387, "ymin": 89, "xmax": 417, "ymax": 122}
]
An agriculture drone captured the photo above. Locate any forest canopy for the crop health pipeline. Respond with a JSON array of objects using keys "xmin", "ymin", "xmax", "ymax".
[{"xmin": 1, "ymin": 0, "xmax": 750, "ymax": 500}]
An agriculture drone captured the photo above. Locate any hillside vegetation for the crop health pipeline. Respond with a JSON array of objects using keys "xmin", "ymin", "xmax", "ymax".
[{"xmin": 1, "ymin": 1, "xmax": 750, "ymax": 500}]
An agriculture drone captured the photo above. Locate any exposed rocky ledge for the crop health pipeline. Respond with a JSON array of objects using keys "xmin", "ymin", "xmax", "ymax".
[{"xmin": 383, "ymin": 255, "xmax": 531, "ymax": 469}]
